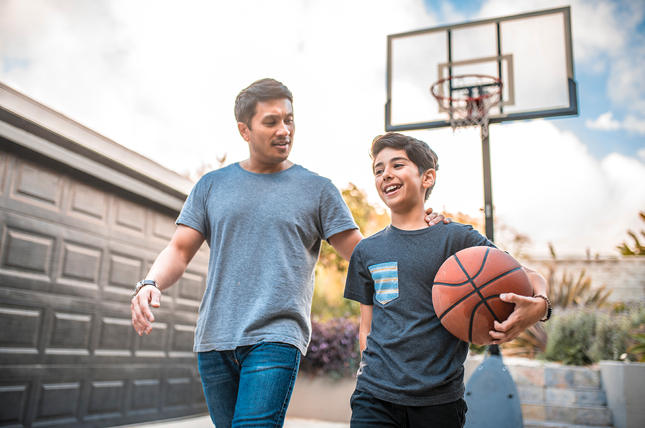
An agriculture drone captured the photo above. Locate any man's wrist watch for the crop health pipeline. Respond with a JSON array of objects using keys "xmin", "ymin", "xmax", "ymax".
[
  {"xmin": 534, "ymin": 294, "xmax": 552, "ymax": 322},
  {"xmin": 132, "ymin": 279, "xmax": 158, "ymax": 298}
]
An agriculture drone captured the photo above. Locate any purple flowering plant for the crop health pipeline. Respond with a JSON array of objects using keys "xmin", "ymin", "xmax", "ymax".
[{"xmin": 301, "ymin": 317, "xmax": 360, "ymax": 379}]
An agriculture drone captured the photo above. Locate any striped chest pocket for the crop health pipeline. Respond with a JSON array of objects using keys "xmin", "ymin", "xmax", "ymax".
[{"xmin": 368, "ymin": 262, "xmax": 399, "ymax": 305}]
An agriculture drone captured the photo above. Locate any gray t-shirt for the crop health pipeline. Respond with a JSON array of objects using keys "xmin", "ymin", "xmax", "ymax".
[
  {"xmin": 344, "ymin": 222, "xmax": 493, "ymax": 406},
  {"xmin": 177, "ymin": 163, "xmax": 357, "ymax": 354}
]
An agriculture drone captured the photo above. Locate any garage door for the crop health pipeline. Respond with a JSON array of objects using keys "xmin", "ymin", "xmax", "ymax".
[{"xmin": 0, "ymin": 142, "xmax": 209, "ymax": 427}]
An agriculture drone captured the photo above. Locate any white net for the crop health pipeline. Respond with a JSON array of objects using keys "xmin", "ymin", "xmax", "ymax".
[{"xmin": 431, "ymin": 75, "xmax": 502, "ymax": 138}]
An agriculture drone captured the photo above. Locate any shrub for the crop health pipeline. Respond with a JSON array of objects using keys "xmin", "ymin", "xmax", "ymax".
[
  {"xmin": 301, "ymin": 317, "xmax": 360, "ymax": 379},
  {"xmin": 543, "ymin": 302, "xmax": 645, "ymax": 365},
  {"xmin": 617, "ymin": 211, "xmax": 645, "ymax": 256},
  {"xmin": 503, "ymin": 268, "xmax": 611, "ymax": 359}
]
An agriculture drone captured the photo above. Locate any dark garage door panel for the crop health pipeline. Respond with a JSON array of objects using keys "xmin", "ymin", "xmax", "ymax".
[{"xmin": 0, "ymin": 147, "xmax": 209, "ymax": 427}]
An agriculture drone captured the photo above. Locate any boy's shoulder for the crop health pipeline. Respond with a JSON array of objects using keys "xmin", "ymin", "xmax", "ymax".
[
  {"xmin": 355, "ymin": 222, "xmax": 484, "ymax": 252},
  {"xmin": 442, "ymin": 221, "xmax": 478, "ymax": 232},
  {"xmin": 356, "ymin": 226, "xmax": 389, "ymax": 245},
  {"xmin": 361, "ymin": 222, "xmax": 478, "ymax": 238}
]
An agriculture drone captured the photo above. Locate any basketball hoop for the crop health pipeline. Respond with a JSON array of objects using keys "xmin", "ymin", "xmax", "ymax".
[{"xmin": 431, "ymin": 74, "xmax": 502, "ymax": 137}]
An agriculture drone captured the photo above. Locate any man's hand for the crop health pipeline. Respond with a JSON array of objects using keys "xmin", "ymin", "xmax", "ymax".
[
  {"xmin": 131, "ymin": 285, "xmax": 162, "ymax": 336},
  {"xmin": 488, "ymin": 293, "xmax": 547, "ymax": 344},
  {"xmin": 425, "ymin": 207, "xmax": 452, "ymax": 226}
]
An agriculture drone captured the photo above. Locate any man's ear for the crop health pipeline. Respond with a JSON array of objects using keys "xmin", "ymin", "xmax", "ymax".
[
  {"xmin": 422, "ymin": 169, "xmax": 436, "ymax": 189},
  {"xmin": 238, "ymin": 122, "xmax": 250, "ymax": 142}
]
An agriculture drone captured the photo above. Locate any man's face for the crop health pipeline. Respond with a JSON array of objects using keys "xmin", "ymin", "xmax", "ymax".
[{"xmin": 239, "ymin": 98, "xmax": 295, "ymax": 167}]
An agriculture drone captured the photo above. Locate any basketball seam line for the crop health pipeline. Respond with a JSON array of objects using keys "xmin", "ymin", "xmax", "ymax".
[
  {"xmin": 457, "ymin": 248, "xmax": 499, "ymax": 325},
  {"xmin": 437, "ymin": 265, "xmax": 522, "ymax": 321},
  {"xmin": 468, "ymin": 295, "xmax": 501, "ymax": 343}
]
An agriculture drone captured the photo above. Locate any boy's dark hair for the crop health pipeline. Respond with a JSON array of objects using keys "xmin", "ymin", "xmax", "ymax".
[
  {"xmin": 234, "ymin": 78, "xmax": 293, "ymax": 129},
  {"xmin": 370, "ymin": 132, "xmax": 439, "ymax": 201}
]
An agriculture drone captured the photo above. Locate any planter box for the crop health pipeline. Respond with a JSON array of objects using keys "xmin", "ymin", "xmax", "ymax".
[
  {"xmin": 599, "ymin": 361, "xmax": 645, "ymax": 428},
  {"xmin": 286, "ymin": 374, "xmax": 356, "ymax": 423}
]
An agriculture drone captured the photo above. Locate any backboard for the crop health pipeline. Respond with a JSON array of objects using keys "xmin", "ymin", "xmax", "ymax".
[{"xmin": 385, "ymin": 7, "xmax": 577, "ymax": 132}]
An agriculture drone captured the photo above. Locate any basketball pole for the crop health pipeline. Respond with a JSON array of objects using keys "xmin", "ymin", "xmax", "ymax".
[
  {"xmin": 481, "ymin": 123, "xmax": 501, "ymax": 356},
  {"xmin": 481, "ymin": 126, "xmax": 494, "ymax": 243}
]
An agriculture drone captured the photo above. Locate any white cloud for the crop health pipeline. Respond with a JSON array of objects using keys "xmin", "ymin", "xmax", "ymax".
[
  {"xmin": 487, "ymin": 120, "xmax": 645, "ymax": 257},
  {"xmin": 623, "ymin": 115, "xmax": 645, "ymax": 135},
  {"xmin": 638, "ymin": 148, "xmax": 645, "ymax": 162},
  {"xmin": 586, "ymin": 111, "xmax": 622, "ymax": 131},
  {"xmin": 586, "ymin": 111, "xmax": 645, "ymax": 135}
]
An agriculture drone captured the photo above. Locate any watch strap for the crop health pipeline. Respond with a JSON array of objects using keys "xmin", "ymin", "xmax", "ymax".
[{"xmin": 132, "ymin": 279, "xmax": 158, "ymax": 298}]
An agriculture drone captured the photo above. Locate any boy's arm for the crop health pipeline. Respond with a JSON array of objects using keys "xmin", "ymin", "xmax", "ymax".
[
  {"xmin": 131, "ymin": 225, "xmax": 205, "ymax": 336},
  {"xmin": 359, "ymin": 304, "xmax": 373, "ymax": 353},
  {"xmin": 489, "ymin": 267, "xmax": 548, "ymax": 344}
]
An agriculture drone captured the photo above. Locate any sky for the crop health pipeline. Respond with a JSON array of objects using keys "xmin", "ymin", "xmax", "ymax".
[{"xmin": 0, "ymin": 0, "xmax": 643, "ymax": 258}]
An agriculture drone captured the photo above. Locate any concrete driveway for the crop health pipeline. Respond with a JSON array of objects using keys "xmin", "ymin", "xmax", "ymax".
[{"xmin": 117, "ymin": 415, "xmax": 349, "ymax": 428}]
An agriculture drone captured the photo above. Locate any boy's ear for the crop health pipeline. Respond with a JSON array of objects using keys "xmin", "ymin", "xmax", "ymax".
[{"xmin": 422, "ymin": 169, "xmax": 436, "ymax": 189}]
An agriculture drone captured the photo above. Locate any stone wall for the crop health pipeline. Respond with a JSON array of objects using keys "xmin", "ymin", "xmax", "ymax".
[{"xmin": 520, "ymin": 257, "xmax": 645, "ymax": 303}]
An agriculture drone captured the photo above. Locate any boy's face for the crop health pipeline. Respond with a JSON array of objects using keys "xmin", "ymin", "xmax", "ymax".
[
  {"xmin": 238, "ymin": 98, "xmax": 295, "ymax": 166},
  {"xmin": 373, "ymin": 147, "xmax": 435, "ymax": 212}
]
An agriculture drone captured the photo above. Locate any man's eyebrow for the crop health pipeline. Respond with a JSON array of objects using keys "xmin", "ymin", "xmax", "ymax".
[{"xmin": 261, "ymin": 113, "xmax": 293, "ymax": 120}]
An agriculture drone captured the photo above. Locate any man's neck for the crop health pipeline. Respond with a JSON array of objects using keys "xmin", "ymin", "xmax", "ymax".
[
  {"xmin": 390, "ymin": 204, "xmax": 430, "ymax": 231},
  {"xmin": 239, "ymin": 159, "xmax": 293, "ymax": 174}
]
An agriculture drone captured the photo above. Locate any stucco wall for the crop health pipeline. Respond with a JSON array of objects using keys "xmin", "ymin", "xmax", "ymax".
[{"xmin": 521, "ymin": 257, "xmax": 645, "ymax": 302}]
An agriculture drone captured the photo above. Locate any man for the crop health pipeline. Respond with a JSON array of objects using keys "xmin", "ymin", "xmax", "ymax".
[{"xmin": 131, "ymin": 78, "xmax": 447, "ymax": 427}]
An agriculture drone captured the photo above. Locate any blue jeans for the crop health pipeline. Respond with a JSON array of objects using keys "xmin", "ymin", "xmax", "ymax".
[{"xmin": 198, "ymin": 342, "xmax": 301, "ymax": 428}]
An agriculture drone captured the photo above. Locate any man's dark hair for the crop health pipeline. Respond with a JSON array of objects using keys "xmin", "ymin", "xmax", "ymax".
[
  {"xmin": 370, "ymin": 132, "xmax": 439, "ymax": 201},
  {"xmin": 234, "ymin": 78, "xmax": 293, "ymax": 128}
]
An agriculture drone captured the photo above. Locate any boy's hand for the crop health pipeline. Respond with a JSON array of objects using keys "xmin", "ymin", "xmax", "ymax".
[
  {"xmin": 131, "ymin": 286, "xmax": 162, "ymax": 336},
  {"xmin": 425, "ymin": 207, "xmax": 452, "ymax": 226},
  {"xmin": 488, "ymin": 293, "xmax": 547, "ymax": 344}
]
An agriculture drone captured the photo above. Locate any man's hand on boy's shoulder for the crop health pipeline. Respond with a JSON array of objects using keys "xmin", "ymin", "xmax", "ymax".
[{"xmin": 425, "ymin": 207, "xmax": 452, "ymax": 226}]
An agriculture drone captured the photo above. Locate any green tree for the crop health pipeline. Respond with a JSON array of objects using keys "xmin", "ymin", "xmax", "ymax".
[{"xmin": 617, "ymin": 212, "xmax": 645, "ymax": 256}]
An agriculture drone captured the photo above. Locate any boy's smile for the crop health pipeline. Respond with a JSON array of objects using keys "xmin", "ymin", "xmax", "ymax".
[
  {"xmin": 373, "ymin": 148, "xmax": 430, "ymax": 208},
  {"xmin": 373, "ymin": 147, "xmax": 435, "ymax": 229}
]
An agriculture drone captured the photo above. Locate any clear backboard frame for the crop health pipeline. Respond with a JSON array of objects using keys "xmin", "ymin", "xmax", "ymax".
[{"xmin": 385, "ymin": 6, "xmax": 578, "ymax": 132}]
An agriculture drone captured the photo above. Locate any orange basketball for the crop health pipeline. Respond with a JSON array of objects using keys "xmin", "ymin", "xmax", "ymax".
[{"xmin": 432, "ymin": 246, "xmax": 532, "ymax": 345}]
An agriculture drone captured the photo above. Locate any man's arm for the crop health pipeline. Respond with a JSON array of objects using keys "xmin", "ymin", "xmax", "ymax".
[
  {"xmin": 131, "ymin": 225, "xmax": 205, "ymax": 336},
  {"xmin": 489, "ymin": 266, "xmax": 548, "ymax": 344},
  {"xmin": 327, "ymin": 229, "xmax": 364, "ymax": 261},
  {"xmin": 359, "ymin": 304, "xmax": 373, "ymax": 353}
]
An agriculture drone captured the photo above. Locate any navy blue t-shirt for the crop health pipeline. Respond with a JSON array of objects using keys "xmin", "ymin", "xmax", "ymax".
[{"xmin": 344, "ymin": 222, "xmax": 494, "ymax": 406}]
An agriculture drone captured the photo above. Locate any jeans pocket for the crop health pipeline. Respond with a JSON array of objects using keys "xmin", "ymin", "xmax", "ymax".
[{"xmin": 369, "ymin": 262, "xmax": 399, "ymax": 305}]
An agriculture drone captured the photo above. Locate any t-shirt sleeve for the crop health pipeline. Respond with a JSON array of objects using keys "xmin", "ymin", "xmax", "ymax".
[
  {"xmin": 176, "ymin": 177, "xmax": 209, "ymax": 240},
  {"xmin": 344, "ymin": 246, "xmax": 374, "ymax": 305},
  {"xmin": 319, "ymin": 181, "xmax": 358, "ymax": 241},
  {"xmin": 464, "ymin": 225, "xmax": 496, "ymax": 249}
]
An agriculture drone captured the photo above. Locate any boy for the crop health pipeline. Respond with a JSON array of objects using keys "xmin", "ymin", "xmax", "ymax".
[{"xmin": 343, "ymin": 133, "xmax": 550, "ymax": 427}]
